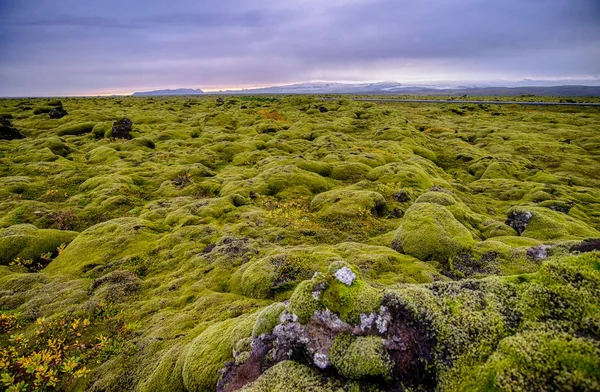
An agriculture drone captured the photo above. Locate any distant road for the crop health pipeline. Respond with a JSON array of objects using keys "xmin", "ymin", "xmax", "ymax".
[{"xmin": 321, "ymin": 98, "xmax": 600, "ymax": 107}]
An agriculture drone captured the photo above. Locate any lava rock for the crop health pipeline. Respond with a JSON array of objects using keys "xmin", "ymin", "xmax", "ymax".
[
  {"xmin": 318, "ymin": 106, "xmax": 329, "ymax": 113},
  {"xmin": 505, "ymin": 210, "xmax": 532, "ymax": 235},
  {"xmin": 570, "ymin": 239, "xmax": 600, "ymax": 253},
  {"xmin": 112, "ymin": 117, "xmax": 133, "ymax": 139},
  {"xmin": 48, "ymin": 106, "xmax": 68, "ymax": 119},
  {"xmin": 527, "ymin": 245, "xmax": 552, "ymax": 261},
  {"xmin": 393, "ymin": 190, "xmax": 411, "ymax": 202},
  {"xmin": 548, "ymin": 202, "xmax": 575, "ymax": 214},
  {"xmin": 0, "ymin": 118, "xmax": 26, "ymax": 140}
]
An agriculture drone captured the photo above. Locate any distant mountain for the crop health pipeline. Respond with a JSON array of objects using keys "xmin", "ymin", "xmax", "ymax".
[
  {"xmin": 131, "ymin": 83, "xmax": 600, "ymax": 97},
  {"xmin": 132, "ymin": 88, "xmax": 204, "ymax": 96},
  {"xmin": 210, "ymin": 83, "xmax": 600, "ymax": 97}
]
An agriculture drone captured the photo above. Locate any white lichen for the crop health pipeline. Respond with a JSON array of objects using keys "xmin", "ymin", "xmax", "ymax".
[{"xmin": 334, "ymin": 266, "xmax": 356, "ymax": 286}]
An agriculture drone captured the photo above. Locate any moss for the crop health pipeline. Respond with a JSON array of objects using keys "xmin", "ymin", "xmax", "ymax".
[
  {"xmin": 509, "ymin": 206, "xmax": 599, "ymax": 240},
  {"xmin": 43, "ymin": 137, "xmax": 70, "ymax": 157},
  {"xmin": 252, "ymin": 302, "xmax": 286, "ymax": 337},
  {"xmin": 329, "ymin": 162, "xmax": 372, "ymax": 181},
  {"xmin": 137, "ymin": 344, "xmax": 187, "ymax": 392},
  {"xmin": 393, "ymin": 202, "xmax": 475, "ymax": 261},
  {"xmin": 287, "ymin": 280, "xmax": 323, "ymax": 323},
  {"xmin": 56, "ymin": 122, "xmax": 97, "ymax": 136},
  {"xmin": 182, "ymin": 314, "xmax": 256, "ymax": 392},
  {"xmin": 231, "ymin": 253, "xmax": 321, "ymax": 299},
  {"xmin": 239, "ymin": 360, "xmax": 342, "ymax": 392},
  {"xmin": 415, "ymin": 191, "xmax": 456, "ymax": 206},
  {"xmin": 32, "ymin": 107, "xmax": 52, "ymax": 115},
  {"xmin": 320, "ymin": 270, "xmax": 383, "ymax": 324},
  {"xmin": 329, "ymin": 334, "xmax": 392, "ymax": 380},
  {"xmin": 91, "ymin": 121, "xmax": 112, "ymax": 138},
  {"xmin": 310, "ymin": 189, "xmax": 387, "ymax": 219},
  {"xmin": 367, "ymin": 162, "xmax": 436, "ymax": 189},
  {"xmin": 45, "ymin": 218, "xmax": 159, "ymax": 275},
  {"xmin": 220, "ymin": 165, "xmax": 330, "ymax": 198},
  {"xmin": 462, "ymin": 331, "xmax": 600, "ymax": 391},
  {"xmin": 0, "ymin": 224, "xmax": 78, "ymax": 266},
  {"xmin": 85, "ymin": 146, "xmax": 118, "ymax": 163}
]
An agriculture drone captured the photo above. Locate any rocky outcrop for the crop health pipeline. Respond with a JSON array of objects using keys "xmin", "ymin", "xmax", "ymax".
[
  {"xmin": 111, "ymin": 117, "xmax": 133, "ymax": 139},
  {"xmin": 0, "ymin": 118, "xmax": 26, "ymax": 140}
]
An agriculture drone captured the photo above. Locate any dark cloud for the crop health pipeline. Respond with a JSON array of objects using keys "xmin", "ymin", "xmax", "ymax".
[{"xmin": 0, "ymin": 0, "xmax": 598, "ymax": 95}]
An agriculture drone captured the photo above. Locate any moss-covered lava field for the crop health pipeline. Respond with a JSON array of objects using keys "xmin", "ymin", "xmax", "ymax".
[{"xmin": 1, "ymin": 96, "xmax": 599, "ymax": 391}]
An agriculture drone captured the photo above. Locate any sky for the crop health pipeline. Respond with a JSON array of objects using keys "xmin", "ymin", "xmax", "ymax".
[{"xmin": 0, "ymin": 0, "xmax": 599, "ymax": 96}]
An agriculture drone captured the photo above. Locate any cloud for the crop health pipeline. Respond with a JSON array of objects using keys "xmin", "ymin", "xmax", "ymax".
[{"xmin": 0, "ymin": 0, "xmax": 599, "ymax": 95}]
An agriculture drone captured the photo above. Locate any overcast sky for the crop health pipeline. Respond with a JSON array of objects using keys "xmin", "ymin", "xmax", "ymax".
[{"xmin": 1, "ymin": 0, "xmax": 599, "ymax": 96}]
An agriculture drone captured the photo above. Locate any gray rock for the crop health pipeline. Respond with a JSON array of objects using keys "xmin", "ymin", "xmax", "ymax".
[
  {"xmin": 505, "ymin": 210, "xmax": 532, "ymax": 235},
  {"xmin": 313, "ymin": 352, "xmax": 330, "ymax": 369},
  {"xmin": 527, "ymin": 245, "xmax": 552, "ymax": 261},
  {"xmin": 334, "ymin": 266, "xmax": 356, "ymax": 286},
  {"xmin": 360, "ymin": 313, "xmax": 376, "ymax": 331}
]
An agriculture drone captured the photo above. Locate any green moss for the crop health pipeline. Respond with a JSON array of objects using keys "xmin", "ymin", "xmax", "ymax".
[
  {"xmin": 329, "ymin": 162, "xmax": 372, "ymax": 181},
  {"xmin": 509, "ymin": 206, "xmax": 600, "ymax": 240},
  {"xmin": 239, "ymin": 360, "xmax": 342, "ymax": 392},
  {"xmin": 329, "ymin": 334, "xmax": 392, "ymax": 380},
  {"xmin": 0, "ymin": 224, "xmax": 78, "ymax": 265},
  {"xmin": 393, "ymin": 202, "xmax": 475, "ymax": 261},
  {"xmin": 320, "ymin": 271, "xmax": 383, "ymax": 324},
  {"xmin": 310, "ymin": 189, "xmax": 387, "ymax": 219},
  {"xmin": 56, "ymin": 122, "xmax": 97, "ymax": 136},
  {"xmin": 33, "ymin": 107, "xmax": 52, "ymax": 115},
  {"xmin": 45, "ymin": 218, "xmax": 159, "ymax": 275},
  {"xmin": 43, "ymin": 137, "xmax": 71, "ymax": 157},
  {"xmin": 137, "ymin": 344, "xmax": 187, "ymax": 392},
  {"xmin": 462, "ymin": 331, "xmax": 600, "ymax": 391},
  {"xmin": 252, "ymin": 303, "xmax": 286, "ymax": 337},
  {"xmin": 287, "ymin": 280, "xmax": 323, "ymax": 323},
  {"xmin": 92, "ymin": 122, "xmax": 112, "ymax": 138},
  {"xmin": 415, "ymin": 191, "xmax": 456, "ymax": 206},
  {"xmin": 85, "ymin": 146, "xmax": 118, "ymax": 163},
  {"xmin": 367, "ymin": 162, "xmax": 436, "ymax": 189},
  {"xmin": 182, "ymin": 314, "xmax": 256, "ymax": 392},
  {"xmin": 231, "ymin": 253, "xmax": 321, "ymax": 299}
]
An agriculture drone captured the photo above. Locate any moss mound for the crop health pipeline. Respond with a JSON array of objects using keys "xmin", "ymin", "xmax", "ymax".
[
  {"xmin": 392, "ymin": 202, "xmax": 475, "ymax": 261},
  {"xmin": 329, "ymin": 334, "xmax": 392, "ymax": 380},
  {"xmin": 0, "ymin": 224, "xmax": 78, "ymax": 266}
]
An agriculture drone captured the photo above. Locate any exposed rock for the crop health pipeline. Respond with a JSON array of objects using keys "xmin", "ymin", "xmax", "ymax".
[
  {"xmin": 334, "ymin": 266, "xmax": 356, "ymax": 286},
  {"xmin": 48, "ymin": 106, "xmax": 68, "ymax": 119},
  {"xmin": 570, "ymin": 239, "xmax": 600, "ymax": 253},
  {"xmin": 392, "ymin": 190, "xmax": 411, "ymax": 202},
  {"xmin": 112, "ymin": 117, "xmax": 133, "ymax": 139},
  {"xmin": 505, "ymin": 210, "xmax": 532, "ymax": 235},
  {"xmin": 0, "ymin": 118, "xmax": 26, "ymax": 140},
  {"xmin": 527, "ymin": 245, "xmax": 552, "ymax": 261},
  {"xmin": 548, "ymin": 202, "xmax": 575, "ymax": 214},
  {"xmin": 318, "ymin": 106, "xmax": 329, "ymax": 113}
]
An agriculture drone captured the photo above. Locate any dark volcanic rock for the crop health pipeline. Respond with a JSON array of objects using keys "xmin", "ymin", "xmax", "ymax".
[
  {"xmin": 318, "ymin": 106, "xmax": 329, "ymax": 113},
  {"xmin": 548, "ymin": 202, "xmax": 575, "ymax": 214},
  {"xmin": 570, "ymin": 239, "xmax": 600, "ymax": 253},
  {"xmin": 49, "ymin": 106, "xmax": 68, "ymax": 119},
  {"xmin": 0, "ymin": 118, "xmax": 26, "ymax": 140},
  {"xmin": 393, "ymin": 190, "xmax": 411, "ymax": 202},
  {"xmin": 112, "ymin": 117, "xmax": 133, "ymax": 139},
  {"xmin": 505, "ymin": 210, "xmax": 532, "ymax": 235}
]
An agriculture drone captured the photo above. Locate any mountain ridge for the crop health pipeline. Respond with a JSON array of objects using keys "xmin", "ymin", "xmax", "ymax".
[{"xmin": 132, "ymin": 82, "xmax": 600, "ymax": 97}]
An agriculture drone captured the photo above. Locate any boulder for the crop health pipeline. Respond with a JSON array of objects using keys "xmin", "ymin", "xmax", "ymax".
[
  {"xmin": 0, "ymin": 118, "xmax": 26, "ymax": 140},
  {"xmin": 112, "ymin": 117, "xmax": 133, "ymax": 139},
  {"xmin": 48, "ymin": 106, "xmax": 68, "ymax": 119}
]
